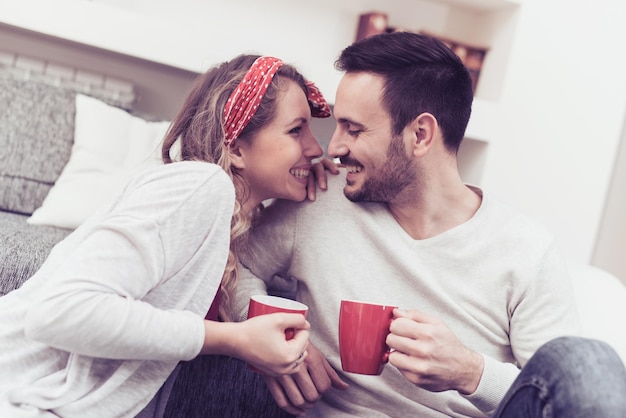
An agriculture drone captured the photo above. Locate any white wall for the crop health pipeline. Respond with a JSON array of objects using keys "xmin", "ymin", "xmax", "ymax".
[
  {"xmin": 481, "ymin": 0, "xmax": 626, "ymax": 271},
  {"xmin": 0, "ymin": 0, "xmax": 509, "ymax": 107},
  {"xmin": 2, "ymin": 0, "xmax": 625, "ymax": 280},
  {"xmin": 1, "ymin": 0, "xmax": 439, "ymax": 104},
  {"xmin": 593, "ymin": 113, "xmax": 626, "ymax": 282}
]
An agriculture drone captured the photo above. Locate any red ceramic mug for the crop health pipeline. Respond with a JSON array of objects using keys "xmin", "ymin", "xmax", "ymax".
[
  {"xmin": 247, "ymin": 295, "xmax": 308, "ymax": 373},
  {"xmin": 339, "ymin": 299, "xmax": 396, "ymax": 375},
  {"xmin": 247, "ymin": 295, "xmax": 308, "ymax": 340}
]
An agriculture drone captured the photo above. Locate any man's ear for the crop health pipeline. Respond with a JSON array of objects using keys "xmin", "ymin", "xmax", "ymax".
[
  {"xmin": 228, "ymin": 144, "xmax": 246, "ymax": 169},
  {"xmin": 409, "ymin": 112, "xmax": 437, "ymax": 157}
]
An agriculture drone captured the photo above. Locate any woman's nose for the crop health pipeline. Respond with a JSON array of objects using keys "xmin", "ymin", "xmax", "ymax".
[{"xmin": 304, "ymin": 131, "xmax": 323, "ymax": 160}]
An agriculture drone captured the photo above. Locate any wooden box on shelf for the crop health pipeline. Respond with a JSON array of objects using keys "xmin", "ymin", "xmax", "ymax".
[
  {"xmin": 355, "ymin": 12, "xmax": 389, "ymax": 41},
  {"xmin": 355, "ymin": 12, "xmax": 488, "ymax": 93},
  {"xmin": 420, "ymin": 31, "xmax": 488, "ymax": 93}
]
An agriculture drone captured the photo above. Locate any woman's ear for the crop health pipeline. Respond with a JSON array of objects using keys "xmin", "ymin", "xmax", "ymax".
[
  {"xmin": 409, "ymin": 113, "xmax": 437, "ymax": 157},
  {"xmin": 228, "ymin": 144, "xmax": 246, "ymax": 169}
]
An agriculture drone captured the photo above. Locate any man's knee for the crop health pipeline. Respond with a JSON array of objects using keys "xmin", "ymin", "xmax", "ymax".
[
  {"xmin": 526, "ymin": 337, "xmax": 626, "ymax": 416},
  {"xmin": 536, "ymin": 336, "xmax": 622, "ymax": 366},
  {"xmin": 531, "ymin": 336, "xmax": 626, "ymax": 391}
]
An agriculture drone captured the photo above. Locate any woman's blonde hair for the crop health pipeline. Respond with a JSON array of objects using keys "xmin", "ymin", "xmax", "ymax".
[{"xmin": 161, "ymin": 54, "xmax": 309, "ymax": 321}]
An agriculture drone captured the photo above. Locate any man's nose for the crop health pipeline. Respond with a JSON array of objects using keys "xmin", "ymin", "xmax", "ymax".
[{"xmin": 327, "ymin": 128, "xmax": 348, "ymax": 158}]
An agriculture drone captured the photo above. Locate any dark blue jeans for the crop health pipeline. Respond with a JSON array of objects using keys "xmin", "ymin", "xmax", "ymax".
[{"xmin": 492, "ymin": 337, "xmax": 626, "ymax": 418}]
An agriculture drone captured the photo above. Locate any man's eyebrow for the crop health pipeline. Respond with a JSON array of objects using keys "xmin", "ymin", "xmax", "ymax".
[{"xmin": 336, "ymin": 117, "xmax": 365, "ymax": 129}]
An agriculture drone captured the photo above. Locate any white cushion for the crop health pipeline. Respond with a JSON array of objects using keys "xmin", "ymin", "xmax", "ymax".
[
  {"xmin": 27, "ymin": 94, "xmax": 170, "ymax": 229},
  {"xmin": 569, "ymin": 261, "xmax": 626, "ymax": 364}
]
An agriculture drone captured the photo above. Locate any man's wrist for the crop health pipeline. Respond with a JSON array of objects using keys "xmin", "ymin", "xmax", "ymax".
[{"xmin": 458, "ymin": 349, "xmax": 484, "ymax": 395}]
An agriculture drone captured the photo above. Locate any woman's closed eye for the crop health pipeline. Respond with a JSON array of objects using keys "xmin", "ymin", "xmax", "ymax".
[{"xmin": 288, "ymin": 126, "xmax": 303, "ymax": 135}]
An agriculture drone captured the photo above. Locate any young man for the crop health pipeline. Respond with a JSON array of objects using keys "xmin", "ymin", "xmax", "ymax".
[{"xmin": 233, "ymin": 32, "xmax": 626, "ymax": 417}]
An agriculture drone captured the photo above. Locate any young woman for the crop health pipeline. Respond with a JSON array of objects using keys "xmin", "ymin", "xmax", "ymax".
[{"xmin": 0, "ymin": 54, "xmax": 331, "ymax": 417}]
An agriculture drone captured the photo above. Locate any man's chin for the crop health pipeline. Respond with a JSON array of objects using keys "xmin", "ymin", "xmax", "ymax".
[
  {"xmin": 343, "ymin": 176, "xmax": 369, "ymax": 202},
  {"xmin": 343, "ymin": 185, "xmax": 361, "ymax": 202}
]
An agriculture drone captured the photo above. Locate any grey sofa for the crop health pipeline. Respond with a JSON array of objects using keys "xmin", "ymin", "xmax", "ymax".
[
  {"xmin": 0, "ymin": 73, "xmax": 290, "ymax": 418},
  {"xmin": 0, "ymin": 74, "xmax": 74, "ymax": 296}
]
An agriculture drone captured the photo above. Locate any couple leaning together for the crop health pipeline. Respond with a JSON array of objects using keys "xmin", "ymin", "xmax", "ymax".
[{"xmin": 1, "ymin": 32, "xmax": 625, "ymax": 418}]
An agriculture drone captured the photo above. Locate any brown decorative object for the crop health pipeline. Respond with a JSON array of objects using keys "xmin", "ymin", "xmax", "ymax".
[
  {"xmin": 422, "ymin": 32, "xmax": 488, "ymax": 93},
  {"xmin": 355, "ymin": 12, "xmax": 488, "ymax": 94},
  {"xmin": 355, "ymin": 12, "xmax": 389, "ymax": 41}
]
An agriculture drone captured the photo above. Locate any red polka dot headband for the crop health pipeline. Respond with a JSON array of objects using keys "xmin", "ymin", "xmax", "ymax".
[{"xmin": 223, "ymin": 56, "xmax": 331, "ymax": 147}]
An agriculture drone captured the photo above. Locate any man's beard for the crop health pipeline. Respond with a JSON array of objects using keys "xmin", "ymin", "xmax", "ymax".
[{"xmin": 345, "ymin": 136, "xmax": 417, "ymax": 203}]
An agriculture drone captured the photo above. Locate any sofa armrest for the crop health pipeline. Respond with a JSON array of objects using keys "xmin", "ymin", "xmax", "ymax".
[
  {"xmin": 568, "ymin": 261, "xmax": 626, "ymax": 364},
  {"xmin": 0, "ymin": 211, "xmax": 71, "ymax": 296}
]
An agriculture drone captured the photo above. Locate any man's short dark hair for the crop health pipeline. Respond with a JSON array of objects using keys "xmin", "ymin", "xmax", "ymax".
[{"xmin": 335, "ymin": 32, "xmax": 473, "ymax": 154}]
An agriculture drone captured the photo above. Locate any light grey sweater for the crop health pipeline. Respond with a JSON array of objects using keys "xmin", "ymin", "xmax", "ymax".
[
  {"xmin": 0, "ymin": 162, "xmax": 234, "ymax": 417},
  {"xmin": 235, "ymin": 172, "xmax": 581, "ymax": 417}
]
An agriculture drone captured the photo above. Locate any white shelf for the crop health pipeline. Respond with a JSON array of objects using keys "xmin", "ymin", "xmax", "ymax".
[
  {"xmin": 0, "ymin": 0, "xmax": 510, "ymax": 145},
  {"xmin": 0, "ymin": 0, "xmax": 206, "ymax": 73},
  {"xmin": 433, "ymin": 0, "xmax": 521, "ymax": 11},
  {"xmin": 466, "ymin": 98, "xmax": 498, "ymax": 143}
]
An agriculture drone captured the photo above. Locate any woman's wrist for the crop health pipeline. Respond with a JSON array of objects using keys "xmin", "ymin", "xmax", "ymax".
[{"xmin": 199, "ymin": 320, "xmax": 243, "ymax": 356}]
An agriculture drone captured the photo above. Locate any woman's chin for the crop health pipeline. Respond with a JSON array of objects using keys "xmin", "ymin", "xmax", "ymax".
[
  {"xmin": 291, "ymin": 187, "xmax": 309, "ymax": 202},
  {"xmin": 287, "ymin": 178, "xmax": 309, "ymax": 202}
]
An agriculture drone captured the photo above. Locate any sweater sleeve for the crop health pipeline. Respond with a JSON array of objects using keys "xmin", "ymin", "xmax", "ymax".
[
  {"xmin": 24, "ymin": 163, "xmax": 234, "ymax": 361},
  {"xmin": 24, "ymin": 222, "xmax": 205, "ymax": 361},
  {"xmin": 463, "ymin": 354, "xmax": 520, "ymax": 415},
  {"xmin": 231, "ymin": 264, "xmax": 272, "ymax": 321},
  {"xmin": 232, "ymin": 199, "xmax": 300, "ymax": 321},
  {"xmin": 463, "ymin": 238, "xmax": 581, "ymax": 414},
  {"xmin": 510, "ymin": 243, "xmax": 582, "ymax": 363}
]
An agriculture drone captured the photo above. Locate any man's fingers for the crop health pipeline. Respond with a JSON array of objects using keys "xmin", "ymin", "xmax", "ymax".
[
  {"xmin": 264, "ymin": 375, "xmax": 308, "ymax": 416},
  {"xmin": 322, "ymin": 360, "xmax": 349, "ymax": 390},
  {"xmin": 307, "ymin": 173, "xmax": 317, "ymax": 201},
  {"xmin": 320, "ymin": 157, "xmax": 341, "ymax": 174},
  {"xmin": 292, "ymin": 370, "xmax": 324, "ymax": 403},
  {"xmin": 277, "ymin": 372, "xmax": 316, "ymax": 410},
  {"xmin": 392, "ymin": 308, "xmax": 439, "ymax": 324}
]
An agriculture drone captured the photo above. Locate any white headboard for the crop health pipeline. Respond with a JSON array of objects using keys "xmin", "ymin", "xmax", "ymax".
[
  {"xmin": 0, "ymin": 49, "xmax": 136, "ymax": 110},
  {"xmin": 0, "ymin": 23, "xmax": 199, "ymax": 120}
]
